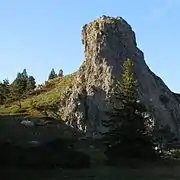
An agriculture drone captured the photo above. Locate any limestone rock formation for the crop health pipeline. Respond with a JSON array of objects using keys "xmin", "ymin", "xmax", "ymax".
[{"xmin": 59, "ymin": 16, "xmax": 180, "ymax": 139}]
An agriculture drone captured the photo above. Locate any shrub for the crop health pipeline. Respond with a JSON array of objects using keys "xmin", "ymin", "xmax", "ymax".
[{"xmin": 166, "ymin": 149, "xmax": 180, "ymax": 160}]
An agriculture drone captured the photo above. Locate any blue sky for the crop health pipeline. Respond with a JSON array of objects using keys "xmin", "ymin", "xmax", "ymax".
[{"xmin": 0, "ymin": 0, "xmax": 180, "ymax": 92}]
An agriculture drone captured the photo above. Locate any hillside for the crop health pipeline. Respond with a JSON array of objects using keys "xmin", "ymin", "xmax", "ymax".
[{"xmin": 0, "ymin": 73, "xmax": 75, "ymax": 116}]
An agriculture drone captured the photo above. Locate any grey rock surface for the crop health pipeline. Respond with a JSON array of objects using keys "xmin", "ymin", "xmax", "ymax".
[{"xmin": 60, "ymin": 16, "xmax": 180, "ymax": 139}]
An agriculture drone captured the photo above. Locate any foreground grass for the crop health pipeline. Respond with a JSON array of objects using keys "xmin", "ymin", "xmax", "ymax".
[
  {"xmin": 2, "ymin": 165, "xmax": 180, "ymax": 180},
  {"xmin": 0, "ymin": 115, "xmax": 79, "ymax": 145},
  {"xmin": 1, "ymin": 114, "xmax": 180, "ymax": 179}
]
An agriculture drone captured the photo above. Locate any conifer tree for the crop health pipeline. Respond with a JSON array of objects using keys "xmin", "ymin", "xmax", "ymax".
[
  {"xmin": 48, "ymin": 68, "xmax": 57, "ymax": 80},
  {"xmin": 22, "ymin": 69, "xmax": 28, "ymax": 79},
  {"xmin": 58, "ymin": 69, "xmax": 63, "ymax": 77},
  {"xmin": 11, "ymin": 72, "xmax": 27, "ymax": 101},
  {"xmin": 3, "ymin": 79, "xmax": 9, "ymax": 86},
  {"xmin": 0, "ymin": 79, "xmax": 10, "ymax": 104},
  {"xmin": 102, "ymin": 58, "xmax": 159, "ymax": 161},
  {"xmin": 27, "ymin": 76, "xmax": 36, "ymax": 91}
]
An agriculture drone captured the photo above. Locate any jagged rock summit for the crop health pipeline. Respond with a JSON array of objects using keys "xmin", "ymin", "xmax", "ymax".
[{"xmin": 60, "ymin": 15, "xmax": 180, "ymax": 140}]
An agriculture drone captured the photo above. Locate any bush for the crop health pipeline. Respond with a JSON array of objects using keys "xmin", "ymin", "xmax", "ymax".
[
  {"xmin": 165, "ymin": 149, "xmax": 180, "ymax": 160},
  {"xmin": 104, "ymin": 137, "xmax": 161, "ymax": 166}
]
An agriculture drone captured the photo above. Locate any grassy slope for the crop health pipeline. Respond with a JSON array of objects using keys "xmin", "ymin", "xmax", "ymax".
[{"xmin": 0, "ymin": 73, "xmax": 75, "ymax": 116}]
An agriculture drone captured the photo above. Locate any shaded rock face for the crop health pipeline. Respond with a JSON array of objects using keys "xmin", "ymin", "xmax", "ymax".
[{"xmin": 60, "ymin": 16, "xmax": 180, "ymax": 139}]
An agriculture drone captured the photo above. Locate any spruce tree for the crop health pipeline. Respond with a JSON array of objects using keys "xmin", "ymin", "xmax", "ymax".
[
  {"xmin": 58, "ymin": 69, "xmax": 63, "ymax": 77},
  {"xmin": 27, "ymin": 76, "xmax": 36, "ymax": 91},
  {"xmin": 11, "ymin": 72, "xmax": 27, "ymax": 101},
  {"xmin": 48, "ymin": 68, "xmax": 57, "ymax": 80},
  {"xmin": 102, "ymin": 58, "xmax": 159, "ymax": 161},
  {"xmin": 3, "ymin": 79, "xmax": 9, "ymax": 86},
  {"xmin": 22, "ymin": 69, "xmax": 28, "ymax": 79},
  {"xmin": 0, "ymin": 79, "xmax": 10, "ymax": 104},
  {"xmin": 0, "ymin": 82, "xmax": 5, "ymax": 104}
]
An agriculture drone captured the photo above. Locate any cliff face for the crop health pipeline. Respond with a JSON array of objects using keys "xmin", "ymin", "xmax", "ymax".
[{"xmin": 59, "ymin": 16, "xmax": 180, "ymax": 139}]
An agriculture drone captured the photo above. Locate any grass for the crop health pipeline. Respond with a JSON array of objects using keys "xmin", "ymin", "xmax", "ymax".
[
  {"xmin": 0, "ymin": 73, "xmax": 75, "ymax": 116},
  {"xmin": 1, "ymin": 114, "xmax": 180, "ymax": 179},
  {"xmin": 2, "ymin": 165, "xmax": 180, "ymax": 180},
  {"xmin": 0, "ymin": 115, "xmax": 79, "ymax": 146}
]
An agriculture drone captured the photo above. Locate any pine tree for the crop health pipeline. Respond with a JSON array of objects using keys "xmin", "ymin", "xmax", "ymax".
[
  {"xmin": 11, "ymin": 72, "xmax": 27, "ymax": 101},
  {"xmin": 48, "ymin": 68, "xmax": 57, "ymax": 80},
  {"xmin": 22, "ymin": 69, "xmax": 28, "ymax": 79},
  {"xmin": 58, "ymin": 69, "xmax": 63, "ymax": 77},
  {"xmin": 0, "ymin": 82, "xmax": 5, "ymax": 104},
  {"xmin": 102, "ymin": 58, "xmax": 159, "ymax": 162},
  {"xmin": 27, "ymin": 76, "xmax": 36, "ymax": 91},
  {"xmin": 3, "ymin": 79, "xmax": 9, "ymax": 86},
  {"xmin": 0, "ymin": 79, "xmax": 10, "ymax": 104}
]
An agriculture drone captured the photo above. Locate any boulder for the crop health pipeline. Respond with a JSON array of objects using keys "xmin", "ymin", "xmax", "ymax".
[{"xmin": 21, "ymin": 119, "xmax": 34, "ymax": 127}]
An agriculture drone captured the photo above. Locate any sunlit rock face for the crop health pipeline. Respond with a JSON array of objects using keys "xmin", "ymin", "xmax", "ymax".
[{"xmin": 59, "ymin": 16, "xmax": 180, "ymax": 140}]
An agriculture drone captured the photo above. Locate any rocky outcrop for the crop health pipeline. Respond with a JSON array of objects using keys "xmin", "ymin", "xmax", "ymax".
[{"xmin": 59, "ymin": 16, "xmax": 180, "ymax": 140}]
